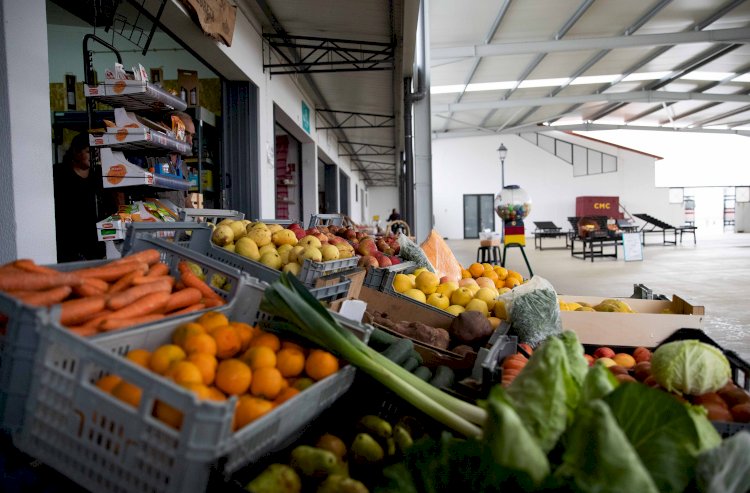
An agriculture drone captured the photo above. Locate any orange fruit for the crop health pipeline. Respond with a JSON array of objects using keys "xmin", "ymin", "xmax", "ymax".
[
  {"xmin": 250, "ymin": 367, "xmax": 284, "ymax": 400},
  {"xmin": 460, "ymin": 268, "xmax": 472, "ymax": 279},
  {"xmin": 187, "ymin": 353, "xmax": 218, "ymax": 385},
  {"xmin": 304, "ymin": 350, "xmax": 339, "ymax": 381},
  {"xmin": 468, "ymin": 262, "xmax": 484, "ymax": 279},
  {"xmin": 196, "ymin": 311, "xmax": 229, "ymax": 332},
  {"xmin": 215, "ymin": 359, "xmax": 252, "ymax": 395},
  {"xmin": 150, "ymin": 345, "xmax": 186, "ymax": 375},
  {"xmin": 182, "ymin": 333, "xmax": 218, "ymax": 356},
  {"xmin": 273, "ymin": 387, "xmax": 300, "ymax": 406},
  {"xmin": 493, "ymin": 266, "xmax": 508, "ymax": 281},
  {"xmin": 111, "ymin": 381, "xmax": 142, "ymax": 408},
  {"xmin": 242, "ymin": 346, "xmax": 277, "ymax": 371},
  {"xmin": 483, "ymin": 269, "xmax": 499, "ymax": 281},
  {"xmin": 507, "ymin": 270, "xmax": 523, "ymax": 283},
  {"xmin": 481, "ymin": 263, "xmax": 494, "ymax": 273},
  {"xmin": 234, "ymin": 395, "xmax": 273, "ymax": 431},
  {"xmin": 166, "ymin": 361, "xmax": 203, "ymax": 385},
  {"xmin": 154, "ymin": 400, "xmax": 183, "ymax": 429},
  {"xmin": 171, "ymin": 323, "xmax": 206, "ymax": 346},
  {"xmin": 126, "ymin": 349, "xmax": 151, "ymax": 368},
  {"xmin": 505, "ymin": 277, "xmax": 521, "ymax": 289},
  {"xmin": 95, "ymin": 374, "xmax": 122, "ymax": 393},
  {"xmin": 248, "ymin": 332, "xmax": 281, "ymax": 352},
  {"xmin": 275, "ymin": 348, "xmax": 305, "ymax": 378},
  {"xmin": 211, "ymin": 326, "xmax": 243, "ymax": 359},
  {"xmin": 180, "ymin": 382, "xmax": 212, "ymax": 400},
  {"xmin": 206, "ymin": 387, "xmax": 227, "ymax": 401},
  {"xmin": 230, "ymin": 322, "xmax": 255, "ymax": 351},
  {"xmin": 281, "ymin": 341, "xmax": 307, "ymax": 354},
  {"xmin": 493, "ymin": 278, "xmax": 507, "ymax": 290}
]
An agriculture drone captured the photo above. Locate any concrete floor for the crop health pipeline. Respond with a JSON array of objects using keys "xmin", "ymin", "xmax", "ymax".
[{"xmin": 445, "ymin": 231, "xmax": 750, "ymax": 362}]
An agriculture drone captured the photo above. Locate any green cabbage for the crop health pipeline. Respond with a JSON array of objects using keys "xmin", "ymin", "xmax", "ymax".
[{"xmin": 651, "ymin": 340, "xmax": 731, "ymax": 395}]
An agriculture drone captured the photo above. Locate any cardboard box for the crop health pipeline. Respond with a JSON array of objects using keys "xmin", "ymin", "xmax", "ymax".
[
  {"xmin": 178, "ymin": 69, "xmax": 199, "ymax": 107},
  {"xmin": 357, "ymin": 286, "xmax": 454, "ymax": 329},
  {"xmin": 557, "ymin": 294, "xmax": 704, "ymax": 346}
]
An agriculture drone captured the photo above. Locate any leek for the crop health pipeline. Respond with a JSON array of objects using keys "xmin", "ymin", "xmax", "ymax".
[{"xmin": 260, "ymin": 273, "xmax": 486, "ymax": 437}]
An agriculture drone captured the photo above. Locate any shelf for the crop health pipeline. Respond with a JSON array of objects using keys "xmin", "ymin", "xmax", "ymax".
[
  {"xmin": 99, "ymin": 148, "xmax": 190, "ymax": 191},
  {"xmin": 185, "ymin": 157, "xmax": 214, "ymax": 166},
  {"xmin": 90, "ymin": 129, "xmax": 192, "ymax": 155},
  {"xmin": 85, "ymin": 80, "xmax": 187, "ymax": 112}
]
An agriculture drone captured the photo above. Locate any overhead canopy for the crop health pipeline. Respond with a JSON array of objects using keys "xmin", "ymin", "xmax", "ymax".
[
  {"xmin": 241, "ymin": 0, "xmax": 419, "ymax": 186},
  {"xmin": 429, "ymin": 0, "xmax": 750, "ymax": 138}
]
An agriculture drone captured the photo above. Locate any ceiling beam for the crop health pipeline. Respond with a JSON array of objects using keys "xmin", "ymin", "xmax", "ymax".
[
  {"xmin": 504, "ymin": 122, "xmax": 750, "ymax": 136},
  {"xmin": 433, "ymin": 91, "xmax": 750, "ymax": 113},
  {"xmin": 431, "ymin": 26, "xmax": 750, "ymax": 60},
  {"xmin": 691, "ymin": 104, "xmax": 750, "ymax": 127}
]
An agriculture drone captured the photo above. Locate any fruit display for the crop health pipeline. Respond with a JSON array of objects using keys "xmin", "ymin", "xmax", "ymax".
[
  {"xmin": 210, "ymin": 220, "xmax": 403, "ymax": 273},
  {"xmin": 558, "ymin": 298, "xmax": 636, "ymax": 312},
  {"xmin": 0, "ymin": 252, "xmax": 227, "ymax": 336},
  {"xmin": 94, "ymin": 310, "xmax": 342, "ymax": 431},
  {"xmin": 391, "ymin": 262, "xmax": 524, "ymax": 325}
]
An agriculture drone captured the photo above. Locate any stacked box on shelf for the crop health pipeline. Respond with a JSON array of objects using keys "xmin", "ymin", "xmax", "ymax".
[
  {"xmin": 14, "ymin": 278, "xmax": 372, "ymax": 493},
  {"xmin": 124, "ymin": 223, "xmax": 357, "ymax": 301},
  {"xmin": 581, "ymin": 328, "xmax": 749, "ymax": 438},
  {"xmin": 0, "ymin": 236, "xmax": 246, "ymax": 437}
]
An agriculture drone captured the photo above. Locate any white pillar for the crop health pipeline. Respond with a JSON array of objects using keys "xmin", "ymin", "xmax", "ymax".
[
  {"xmin": 413, "ymin": 0, "xmax": 433, "ymax": 242},
  {"xmin": 0, "ymin": 0, "xmax": 56, "ymax": 263}
]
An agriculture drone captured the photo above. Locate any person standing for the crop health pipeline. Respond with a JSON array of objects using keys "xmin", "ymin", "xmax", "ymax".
[
  {"xmin": 387, "ymin": 208, "xmax": 401, "ymax": 221},
  {"xmin": 53, "ymin": 132, "xmax": 109, "ymax": 262}
]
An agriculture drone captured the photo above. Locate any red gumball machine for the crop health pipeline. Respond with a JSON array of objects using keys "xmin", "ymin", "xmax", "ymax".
[{"xmin": 495, "ymin": 185, "xmax": 533, "ymax": 277}]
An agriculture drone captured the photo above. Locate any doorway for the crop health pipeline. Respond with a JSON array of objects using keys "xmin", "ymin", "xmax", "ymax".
[
  {"xmin": 339, "ymin": 171, "xmax": 350, "ymax": 215},
  {"xmin": 463, "ymin": 194, "xmax": 495, "ymax": 238},
  {"xmin": 274, "ymin": 125, "xmax": 302, "ymax": 220}
]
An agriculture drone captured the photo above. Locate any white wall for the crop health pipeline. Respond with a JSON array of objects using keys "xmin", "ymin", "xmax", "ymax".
[
  {"xmin": 368, "ymin": 186, "xmax": 399, "ymax": 224},
  {"xmin": 432, "ymin": 132, "xmax": 681, "ymax": 239}
]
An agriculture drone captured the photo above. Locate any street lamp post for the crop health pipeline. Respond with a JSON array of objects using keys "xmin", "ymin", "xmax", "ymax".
[{"xmin": 497, "ymin": 143, "xmax": 508, "ymax": 188}]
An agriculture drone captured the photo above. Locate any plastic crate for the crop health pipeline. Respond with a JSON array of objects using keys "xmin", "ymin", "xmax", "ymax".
[
  {"xmin": 123, "ymin": 223, "xmax": 355, "ymax": 301},
  {"xmin": 14, "ymin": 278, "xmax": 372, "ymax": 493},
  {"xmin": 363, "ymin": 261, "xmax": 415, "ymax": 290},
  {"xmin": 177, "ymin": 208, "xmax": 245, "ymax": 223},
  {"xmin": 582, "ymin": 328, "xmax": 750, "ymax": 438},
  {"xmin": 307, "ymin": 214, "xmax": 344, "ymax": 228},
  {"xmin": 0, "ymin": 236, "xmax": 245, "ymax": 437}
]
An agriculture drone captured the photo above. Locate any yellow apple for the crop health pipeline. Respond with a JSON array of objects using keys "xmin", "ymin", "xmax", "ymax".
[
  {"xmin": 298, "ymin": 235, "xmax": 322, "ymax": 249},
  {"xmin": 435, "ymin": 281, "xmax": 458, "ymax": 297},
  {"xmin": 259, "ymin": 251, "xmax": 282, "ymax": 270},
  {"xmin": 445, "ymin": 305, "xmax": 466, "ymax": 316},
  {"xmin": 450, "ymin": 287, "xmax": 473, "ymax": 307},
  {"xmin": 300, "ymin": 246, "xmax": 323, "ymax": 263},
  {"xmin": 320, "ymin": 244, "xmax": 340, "ymax": 261},
  {"xmin": 415, "ymin": 271, "xmax": 439, "ymax": 295},
  {"xmin": 392, "ymin": 273, "xmax": 414, "ymax": 293},
  {"xmin": 412, "ymin": 267, "xmax": 428, "ymax": 278},
  {"xmin": 259, "ymin": 243, "xmax": 278, "ymax": 257},
  {"xmin": 234, "ymin": 237, "xmax": 260, "ymax": 260},
  {"xmin": 288, "ymin": 245, "xmax": 305, "ymax": 264},
  {"xmin": 493, "ymin": 300, "xmax": 508, "ymax": 320},
  {"xmin": 426, "ymin": 292, "xmax": 450, "ymax": 310},
  {"xmin": 282, "ymin": 262, "xmax": 301, "ymax": 276},
  {"xmin": 473, "ymin": 287, "xmax": 498, "ymax": 310},
  {"xmin": 464, "ymin": 298, "xmax": 489, "ymax": 317},
  {"xmin": 403, "ymin": 288, "xmax": 427, "ymax": 304}
]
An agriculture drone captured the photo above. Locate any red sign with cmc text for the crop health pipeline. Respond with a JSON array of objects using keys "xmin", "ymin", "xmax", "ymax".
[{"xmin": 575, "ymin": 196, "xmax": 623, "ymax": 218}]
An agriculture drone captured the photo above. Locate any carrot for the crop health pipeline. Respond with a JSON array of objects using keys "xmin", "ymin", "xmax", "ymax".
[
  {"xmin": 105, "ymin": 291, "xmax": 172, "ymax": 321},
  {"xmin": 178, "ymin": 264, "xmax": 222, "ymax": 302},
  {"xmin": 67, "ymin": 325, "xmax": 99, "ymax": 337},
  {"xmin": 98, "ymin": 313, "xmax": 165, "ymax": 332},
  {"xmin": 0, "ymin": 272, "xmax": 83, "ymax": 292},
  {"xmin": 107, "ymin": 280, "xmax": 173, "ymax": 311},
  {"xmin": 108, "ymin": 270, "xmax": 144, "ymax": 294},
  {"xmin": 202, "ymin": 298, "xmax": 225, "ymax": 308},
  {"xmin": 73, "ymin": 280, "xmax": 107, "ymax": 298},
  {"xmin": 146, "ymin": 263, "xmax": 169, "ymax": 277},
  {"xmin": 60, "ymin": 296, "xmax": 108, "ymax": 326},
  {"xmin": 78, "ymin": 309, "xmax": 113, "ymax": 325},
  {"xmin": 168, "ymin": 303, "xmax": 206, "ymax": 316},
  {"xmin": 131, "ymin": 275, "xmax": 175, "ymax": 286},
  {"xmin": 163, "ymin": 288, "xmax": 202, "ymax": 313},
  {"xmin": 174, "ymin": 280, "xmax": 186, "ymax": 291},
  {"xmin": 84, "ymin": 278, "xmax": 109, "ymax": 292},
  {"xmin": 13, "ymin": 259, "xmax": 58, "ymax": 275},
  {"xmin": 112, "ymin": 249, "xmax": 161, "ymax": 267},
  {"xmin": 13, "ymin": 286, "xmax": 73, "ymax": 306},
  {"xmin": 74, "ymin": 261, "xmax": 148, "ymax": 282}
]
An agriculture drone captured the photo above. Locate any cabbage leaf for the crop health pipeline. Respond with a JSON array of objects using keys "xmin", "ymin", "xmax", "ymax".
[{"xmin": 650, "ymin": 340, "xmax": 731, "ymax": 395}]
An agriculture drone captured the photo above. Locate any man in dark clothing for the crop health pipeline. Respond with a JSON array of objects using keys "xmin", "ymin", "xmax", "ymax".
[
  {"xmin": 387, "ymin": 208, "xmax": 401, "ymax": 221},
  {"xmin": 53, "ymin": 133, "xmax": 108, "ymax": 262}
]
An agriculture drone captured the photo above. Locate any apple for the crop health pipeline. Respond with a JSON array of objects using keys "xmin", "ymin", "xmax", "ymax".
[
  {"xmin": 389, "ymin": 255, "xmax": 400, "ymax": 265},
  {"xmin": 345, "ymin": 229, "xmax": 357, "ymax": 240},
  {"xmin": 426, "ymin": 292, "xmax": 450, "ymax": 310},
  {"xmin": 358, "ymin": 255, "xmax": 379, "ymax": 269},
  {"xmin": 593, "ymin": 347, "xmax": 616, "ymax": 359},
  {"xmin": 633, "ymin": 347, "xmax": 652, "ymax": 363},
  {"xmin": 306, "ymin": 227, "xmax": 320, "ymax": 236},
  {"xmin": 293, "ymin": 228, "xmax": 306, "ymax": 240},
  {"xmin": 596, "ymin": 357, "xmax": 617, "ymax": 368},
  {"xmin": 583, "ymin": 354, "xmax": 595, "ymax": 367},
  {"xmin": 378, "ymin": 256, "xmax": 392, "ymax": 267},
  {"xmin": 612, "ymin": 353, "xmax": 636, "ymax": 369},
  {"xmin": 357, "ymin": 238, "xmax": 378, "ymax": 256}
]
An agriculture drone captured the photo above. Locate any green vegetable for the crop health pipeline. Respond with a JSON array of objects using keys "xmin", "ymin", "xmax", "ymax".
[
  {"xmin": 261, "ymin": 273, "xmax": 485, "ymax": 437},
  {"xmin": 382, "ymin": 339, "xmax": 414, "ymax": 365},
  {"xmin": 351, "ymin": 433, "xmax": 385, "ymax": 464},
  {"xmin": 317, "ymin": 475, "xmax": 370, "ymax": 493},
  {"xmin": 386, "ymin": 437, "xmax": 397, "ymax": 457},
  {"xmin": 290, "ymin": 445, "xmax": 340, "ymax": 478},
  {"xmin": 402, "ymin": 356, "xmax": 419, "ymax": 372},
  {"xmin": 554, "ymin": 399, "xmax": 659, "ymax": 493},
  {"xmin": 393, "ymin": 424, "xmax": 413, "ymax": 454},
  {"xmin": 696, "ymin": 431, "xmax": 750, "ymax": 493},
  {"xmin": 413, "ymin": 366, "xmax": 432, "ymax": 381},
  {"xmin": 246, "ymin": 463, "xmax": 301, "ymax": 493},
  {"xmin": 651, "ymin": 340, "xmax": 731, "ymax": 395},
  {"xmin": 369, "ymin": 328, "xmax": 399, "ymax": 350},
  {"xmin": 580, "ymin": 361, "xmax": 618, "ymax": 403},
  {"xmin": 483, "ymin": 386, "xmax": 550, "ymax": 486},
  {"xmin": 559, "ymin": 330, "xmax": 589, "ymax": 387},
  {"xmin": 506, "ymin": 335, "xmax": 580, "ymax": 452},
  {"xmin": 429, "ymin": 365, "xmax": 455, "ymax": 389},
  {"xmin": 358, "ymin": 415, "xmax": 392, "ymax": 439},
  {"xmin": 603, "ymin": 382, "xmax": 721, "ymax": 492}
]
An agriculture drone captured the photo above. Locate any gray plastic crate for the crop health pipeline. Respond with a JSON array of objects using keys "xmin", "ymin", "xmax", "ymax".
[
  {"xmin": 308, "ymin": 213, "xmax": 344, "ymax": 228},
  {"xmin": 15, "ymin": 278, "xmax": 371, "ymax": 493},
  {"xmin": 0, "ymin": 236, "xmax": 245, "ymax": 437},
  {"xmin": 178, "ymin": 208, "xmax": 245, "ymax": 223},
  {"xmin": 362, "ymin": 261, "xmax": 415, "ymax": 291},
  {"xmin": 124, "ymin": 223, "xmax": 355, "ymax": 301},
  {"xmin": 479, "ymin": 326, "xmax": 519, "ymax": 392}
]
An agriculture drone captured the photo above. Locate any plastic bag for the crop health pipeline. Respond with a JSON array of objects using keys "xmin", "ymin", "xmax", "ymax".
[
  {"xmin": 420, "ymin": 229, "xmax": 463, "ymax": 281},
  {"xmin": 498, "ymin": 276, "xmax": 562, "ymax": 347},
  {"xmin": 397, "ymin": 234, "xmax": 436, "ymax": 273}
]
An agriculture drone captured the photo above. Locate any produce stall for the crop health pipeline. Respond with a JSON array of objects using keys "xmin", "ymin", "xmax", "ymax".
[{"xmin": 0, "ymin": 217, "xmax": 749, "ymax": 493}]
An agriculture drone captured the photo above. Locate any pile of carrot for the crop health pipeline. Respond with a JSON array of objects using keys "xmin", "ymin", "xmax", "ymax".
[{"xmin": 0, "ymin": 249, "xmax": 226, "ymax": 337}]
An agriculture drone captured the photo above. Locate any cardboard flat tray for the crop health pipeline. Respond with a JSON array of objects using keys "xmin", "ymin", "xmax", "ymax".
[{"xmin": 557, "ymin": 294, "xmax": 703, "ymax": 346}]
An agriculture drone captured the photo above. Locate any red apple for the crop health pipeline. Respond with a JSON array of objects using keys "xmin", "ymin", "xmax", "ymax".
[
  {"xmin": 306, "ymin": 227, "xmax": 320, "ymax": 236},
  {"xmin": 632, "ymin": 347, "xmax": 652, "ymax": 363},
  {"xmin": 328, "ymin": 236, "xmax": 344, "ymax": 245},
  {"xmin": 357, "ymin": 238, "xmax": 378, "ymax": 256},
  {"xmin": 389, "ymin": 256, "xmax": 401, "ymax": 265},
  {"xmin": 593, "ymin": 347, "xmax": 616, "ymax": 359},
  {"xmin": 358, "ymin": 255, "xmax": 379, "ymax": 269},
  {"xmin": 583, "ymin": 354, "xmax": 595, "ymax": 367},
  {"xmin": 344, "ymin": 229, "xmax": 357, "ymax": 240},
  {"xmin": 378, "ymin": 256, "xmax": 392, "ymax": 267},
  {"xmin": 293, "ymin": 228, "xmax": 306, "ymax": 240}
]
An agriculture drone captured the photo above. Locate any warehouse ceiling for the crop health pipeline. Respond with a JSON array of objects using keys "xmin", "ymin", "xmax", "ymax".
[
  {"xmin": 430, "ymin": 0, "xmax": 750, "ymax": 139},
  {"xmin": 238, "ymin": 0, "xmax": 419, "ymax": 187}
]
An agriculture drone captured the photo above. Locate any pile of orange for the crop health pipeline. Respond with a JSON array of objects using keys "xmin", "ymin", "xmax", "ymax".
[
  {"xmin": 462, "ymin": 262, "xmax": 524, "ymax": 290},
  {"xmin": 95, "ymin": 311, "xmax": 340, "ymax": 432}
]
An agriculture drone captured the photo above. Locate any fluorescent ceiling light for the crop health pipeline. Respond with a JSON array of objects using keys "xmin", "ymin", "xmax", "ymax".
[
  {"xmin": 430, "ymin": 84, "xmax": 466, "ymax": 94},
  {"xmin": 518, "ymin": 77, "xmax": 571, "ymax": 88},
  {"xmin": 731, "ymin": 74, "xmax": 750, "ymax": 83},
  {"xmin": 682, "ymin": 71, "xmax": 734, "ymax": 81},
  {"xmin": 465, "ymin": 81, "xmax": 517, "ymax": 91},
  {"xmin": 570, "ymin": 74, "xmax": 621, "ymax": 85}
]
